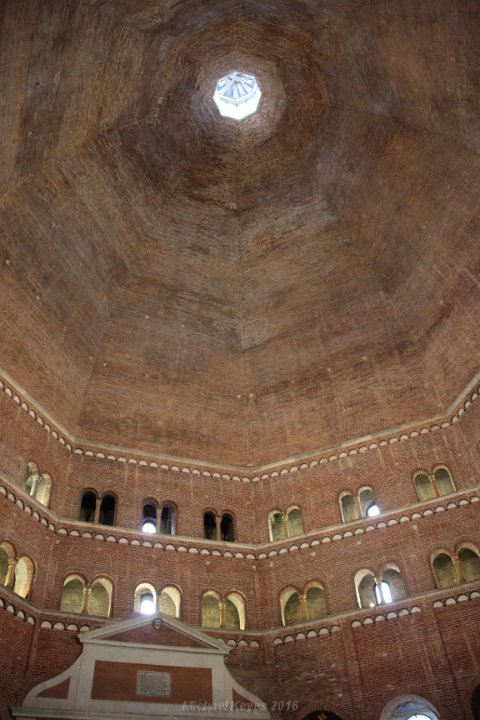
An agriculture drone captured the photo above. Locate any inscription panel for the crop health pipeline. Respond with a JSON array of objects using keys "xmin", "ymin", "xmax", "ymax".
[{"xmin": 136, "ymin": 671, "xmax": 171, "ymax": 697}]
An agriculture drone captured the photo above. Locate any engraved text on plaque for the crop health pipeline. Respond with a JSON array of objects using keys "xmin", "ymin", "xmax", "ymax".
[{"xmin": 136, "ymin": 670, "xmax": 171, "ymax": 697}]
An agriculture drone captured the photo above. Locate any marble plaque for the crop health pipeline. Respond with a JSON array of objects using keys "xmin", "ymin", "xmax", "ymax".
[{"xmin": 136, "ymin": 670, "xmax": 171, "ymax": 697}]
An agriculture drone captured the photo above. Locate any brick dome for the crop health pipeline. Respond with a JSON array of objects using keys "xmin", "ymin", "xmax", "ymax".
[
  {"xmin": 0, "ymin": 2, "xmax": 480, "ymax": 720},
  {"xmin": 1, "ymin": 0, "xmax": 479, "ymax": 468}
]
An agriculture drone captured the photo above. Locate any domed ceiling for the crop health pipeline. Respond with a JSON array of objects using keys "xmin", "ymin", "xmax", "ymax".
[{"xmin": 1, "ymin": 0, "xmax": 480, "ymax": 468}]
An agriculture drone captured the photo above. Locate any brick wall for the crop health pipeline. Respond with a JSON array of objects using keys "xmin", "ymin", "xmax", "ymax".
[{"xmin": 0, "ymin": 389, "xmax": 479, "ymax": 718}]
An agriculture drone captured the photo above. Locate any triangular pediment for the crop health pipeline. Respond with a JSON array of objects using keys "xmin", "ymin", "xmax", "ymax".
[
  {"xmin": 79, "ymin": 612, "xmax": 229, "ymax": 654},
  {"xmin": 14, "ymin": 612, "xmax": 270, "ymax": 719}
]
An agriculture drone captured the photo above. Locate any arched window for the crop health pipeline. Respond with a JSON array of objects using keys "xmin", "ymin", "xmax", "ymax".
[
  {"xmin": 225, "ymin": 592, "xmax": 245, "ymax": 630},
  {"xmin": 414, "ymin": 472, "xmax": 435, "ymax": 501},
  {"xmin": 340, "ymin": 489, "xmax": 379, "ymax": 522},
  {"xmin": 98, "ymin": 494, "xmax": 116, "ymax": 526},
  {"xmin": 380, "ymin": 696, "xmax": 440, "ymax": 720},
  {"xmin": 220, "ymin": 513, "xmax": 235, "ymax": 542},
  {"xmin": 159, "ymin": 586, "xmax": 181, "ymax": 618},
  {"xmin": 134, "ymin": 582, "xmax": 156, "ymax": 614},
  {"xmin": 280, "ymin": 587, "xmax": 303, "ymax": 626},
  {"xmin": 24, "ymin": 461, "xmax": 40, "ymax": 498},
  {"xmin": 355, "ymin": 570, "xmax": 376, "ymax": 608},
  {"xmin": 13, "ymin": 556, "xmax": 34, "ymax": 598},
  {"xmin": 268, "ymin": 510, "xmax": 285, "ymax": 541},
  {"xmin": 382, "ymin": 566, "xmax": 407, "ymax": 602},
  {"xmin": 458, "ymin": 545, "xmax": 480, "ymax": 582},
  {"xmin": 142, "ymin": 501, "xmax": 157, "ymax": 533},
  {"xmin": 375, "ymin": 580, "xmax": 392, "ymax": 604},
  {"xmin": 359, "ymin": 487, "xmax": 378, "ymax": 517},
  {"xmin": 60, "ymin": 575, "xmax": 86, "ymax": 614},
  {"xmin": 203, "ymin": 512, "xmax": 217, "ymax": 540},
  {"xmin": 305, "ymin": 583, "xmax": 327, "ymax": 620},
  {"xmin": 414, "ymin": 466, "xmax": 455, "ymax": 501},
  {"xmin": 79, "ymin": 491, "xmax": 97, "ymax": 523},
  {"xmin": 24, "ymin": 463, "xmax": 53, "ymax": 508},
  {"xmin": 0, "ymin": 542, "xmax": 15, "ymax": 589},
  {"xmin": 355, "ymin": 567, "xmax": 405, "ymax": 608},
  {"xmin": 87, "ymin": 578, "xmax": 113, "ymax": 617},
  {"xmin": 160, "ymin": 503, "xmax": 176, "ymax": 535},
  {"xmin": 340, "ymin": 491, "xmax": 361, "ymax": 523},
  {"xmin": 38, "ymin": 473, "xmax": 53, "ymax": 507},
  {"xmin": 286, "ymin": 506, "xmax": 304, "ymax": 536},
  {"xmin": 432, "ymin": 551, "xmax": 458, "ymax": 588},
  {"xmin": 433, "ymin": 466, "xmax": 455, "ymax": 496},
  {"xmin": 201, "ymin": 591, "xmax": 221, "ymax": 628}
]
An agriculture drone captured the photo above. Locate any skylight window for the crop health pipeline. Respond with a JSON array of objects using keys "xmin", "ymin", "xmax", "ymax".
[{"xmin": 213, "ymin": 71, "xmax": 261, "ymax": 120}]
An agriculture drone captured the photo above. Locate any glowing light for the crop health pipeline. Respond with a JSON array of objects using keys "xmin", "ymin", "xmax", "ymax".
[
  {"xmin": 142, "ymin": 520, "xmax": 156, "ymax": 534},
  {"xmin": 140, "ymin": 593, "xmax": 156, "ymax": 614},
  {"xmin": 213, "ymin": 71, "xmax": 261, "ymax": 120}
]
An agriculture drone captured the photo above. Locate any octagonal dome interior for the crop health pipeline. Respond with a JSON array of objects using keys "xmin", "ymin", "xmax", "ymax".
[{"xmin": 0, "ymin": 0, "xmax": 480, "ymax": 468}]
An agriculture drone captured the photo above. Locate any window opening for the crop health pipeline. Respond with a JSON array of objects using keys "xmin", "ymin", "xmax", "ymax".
[
  {"xmin": 160, "ymin": 504, "xmax": 176, "ymax": 535},
  {"xmin": 139, "ymin": 592, "xmax": 155, "ymax": 615},
  {"xmin": 375, "ymin": 580, "xmax": 392, "ymax": 604},
  {"xmin": 203, "ymin": 512, "xmax": 217, "ymax": 540},
  {"xmin": 142, "ymin": 502, "xmax": 157, "ymax": 533},
  {"xmin": 220, "ymin": 513, "xmax": 235, "ymax": 542},
  {"xmin": 99, "ymin": 494, "xmax": 116, "ymax": 526},
  {"xmin": 79, "ymin": 491, "xmax": 97, "ymax": 523},
  {"xmin": 213, "ymin": 71, "xmax": 261, "ymax": 120}
]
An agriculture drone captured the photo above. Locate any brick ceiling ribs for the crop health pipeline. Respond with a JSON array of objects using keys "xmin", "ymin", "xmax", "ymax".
[{"xmin": 0, "ymin": 0, "xmax": 479, "ymax": 467}]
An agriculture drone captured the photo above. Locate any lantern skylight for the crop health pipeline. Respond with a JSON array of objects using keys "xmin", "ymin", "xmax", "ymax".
[{"xmin": 213, "ymin": 71, "xmax": 261, "ymax": 120}]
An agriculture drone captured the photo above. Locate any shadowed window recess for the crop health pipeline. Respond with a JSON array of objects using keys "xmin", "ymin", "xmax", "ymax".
[
  {"xmin": 414, "ymin": 466, "xmax": 455, "ymax": 501},
  {"xmin": 340, "ymin": 487, "xmax": 380, "ymax": 522},
  {"xmin": 355, "ymin": 565, "xmax": 406, "ymax": 608}
]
